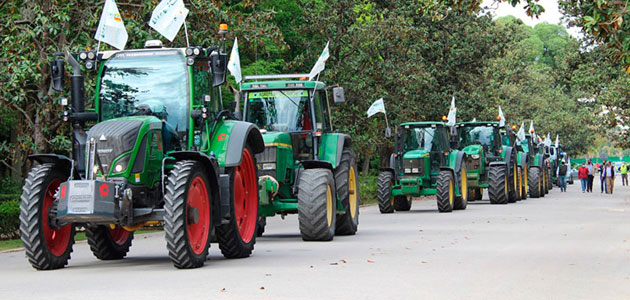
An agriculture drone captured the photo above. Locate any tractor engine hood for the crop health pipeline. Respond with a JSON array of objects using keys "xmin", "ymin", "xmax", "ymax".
[
  {"xmin": 462, "ymin": 145, "xmax": 483, "ymax": 156},
  {"xmin": 86, "ymin": 116, "xmax": 158, "ymax": 176},
  {"xmin": 402, "ymin": 150, "xmax": 429, "ymax": 160}
]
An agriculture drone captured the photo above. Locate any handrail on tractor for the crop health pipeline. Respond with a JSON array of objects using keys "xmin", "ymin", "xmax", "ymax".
[{"xmin": 243, "ymin": 74, "xmax": 310, "ymax": 81}]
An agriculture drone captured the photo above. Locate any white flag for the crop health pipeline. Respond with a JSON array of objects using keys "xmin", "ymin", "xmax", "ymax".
[
  {"xmin": 498, "ymin": 106, "xmax": 505, "ymax": 127},
  {"xmin": 95, "ymin": 0, "xmax": 128, "ymax": 50},
  {"xmin": 308, "ymin": 41, "xmax": 330, "ymax": 80},
  {"xmin": 149, "ymin": 0, "xmax": 189, "ymax": 42},
  {"xmin": 555, "ymin": 135, "xmax": 559, "ymax": 148},
  {"xmin": 447, "ymin": 96, "xmax": 456, "ymax": 126},
  {"xmin": 367, "ymin": 98, "xmax": 385, "ymax": 118},
  {"xmin": 228, "ymin": 37, "xmax": 242, "ymax": 83},
  {"xmin": 545, "ymin": 133, "xmax": 552, "ymax": 146},
  {"xmin": 471, "ymin": 118, "xmax": 477, "ymax": 122},
  {"xmin": 516, "ymin": 122, "xmax": 526, "ymax": 141}
]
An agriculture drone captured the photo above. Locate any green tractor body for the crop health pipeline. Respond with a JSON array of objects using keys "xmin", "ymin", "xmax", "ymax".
[
  {"xmin": 241, "ymin": 75, "xmax": 359, "ymax": 241},
  {"xmin": 521, "ymin": 134, "xmax": 550, "ymax": 197},
  {"xmin": 500, "ymin": 127, "xmax": 528, "ymax": 200},
  {"xmin": 377, "ymin": 122, "xmax": 469, "ymax": 213},
  {"xmin": 21, "ymin": 38, "xmax": 265, "ymax": 270},
  {"xmin": 455, "ymin": 121, "xmax": 518, "ymax": 204}
]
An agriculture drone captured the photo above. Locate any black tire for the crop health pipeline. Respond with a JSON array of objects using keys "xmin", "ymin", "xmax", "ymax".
[
  {"xmin": 507, "ymin": 160, "xmax": 518, "ymax": 203},
  {"xmin": 436, "ymin": 170, "xmax": 455, "ymax": 213},
  {"xmin": 454, "ymin": 166, "xmax": 468, "ymax": 210},
  {"xmin": 394, "ymin": 195, "xmax": 412, "ymax": 211},
  {"xmin": 528, "ymin": 167, "xmax": 541, "ymax": 198},
  {"xmin": 298, "ymin": 169, "xmax": 336, "ymax": 241},
  {"xmin": 476, "ymin": 188, "xmax": 483, "ymax": 200},
  {"xmin": 377, "ymin": 171, "xmax": 394, "ymax": 214},
  {"xmin": 488, "ymin": 166, "xmax": 508, "ymax": 204},
  {"xmin": 216, "ymin": 147, "xmax": 259, "ymax": 258},
  {"xmin": 86, "ymin": 226, "xmax": 134, "ymax": 260},
  {"xmin": 521, "ymin": 165, "xmax": 528, "ymax": 200},
  {"xmin": 20, "ymin": 163, "xmax": 75, "ymax": 270},
  {"xmin": 164, "ymin": 160, "xmax": 212, "ymax": 268},
  {"xmin": 334, "ymin": 148, "xmax": 359, "ymax": 235},
  {"xmin": 256, "ymin": 216, "xmax": 266, "ymax": 237},
  {"xmin": 542, "ymin": 167, "xmax": 548, "ymax": 196}
]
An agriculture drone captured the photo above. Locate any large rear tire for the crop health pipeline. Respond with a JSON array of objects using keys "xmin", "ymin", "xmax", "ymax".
[
  {"xmin": 20, "ymin": 163, "xmax": 75, "ymax": 270},
  {"xmin": 521, "ymin": 165, "xmax": 528, "ymax": 200},
  {"xmin": 394, "ymin": 195, "xmax": 412, "ymax": 211},
  {"xmin": 454, "ymin": 167, "xmax": 468, "ymax": 210},
  {"xmin": 256, "ymin": 216, "xmax": 266, "ymax": 237},
  {"xmin": 436, "ymin": 170, "xmax": 455, "ymax": 213},
  {"xmin": 216, "ymin": 147, "xmax": 259, "ymax": 258},
  {"xmin": 334, "ymin": 148, "xmax": 359, "ymax": 235},
  {"xmin": 164, "ymin": 160, "xmax": 212, "ymax": 269},
  {"xmin": 298, "ymin": 168, "xmax": 336, "ymax": 241},
  {"xmin": 528, "ymin": 167, "xmax": 541, "ymax": 198},
  {"xmin": 377, "ymin": 171, "xmax": 394, "ymax": 214},
  {"xmin": 507, "ymin": 161, "xmax": 518, "ymax": 203},
  {"xmin": 488, "ymin": 166, "xmax": 508, "ymax": 204},
  {"xmin": 86, "ymin": 226, "xmax": 133, "ymax": 260}
]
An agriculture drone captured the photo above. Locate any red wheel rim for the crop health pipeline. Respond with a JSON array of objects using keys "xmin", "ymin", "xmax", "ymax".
[
  {"xmin": 233, "ymin": 149, "xmax": 257, "ymax": 243},
  {"xmin": 186, "ymin": 176, "xmax": 210, "ymax": 255},
  {"xmin": 41, "ymin": 179, "xmax": 72, "ymax": 256},
  {"xmin": 109, "ymin": 227, "xmax": 131, "ymax": 245}
]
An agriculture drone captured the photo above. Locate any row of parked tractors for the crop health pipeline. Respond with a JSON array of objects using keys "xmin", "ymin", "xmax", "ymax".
[{"xmin": 19, "ymin": 31, "xmax": 565, "ymax": 270}]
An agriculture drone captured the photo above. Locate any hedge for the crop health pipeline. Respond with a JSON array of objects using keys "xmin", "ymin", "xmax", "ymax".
[{"xmin": 0, "ymin": 200, "xmax": 20, "ymax": 240}]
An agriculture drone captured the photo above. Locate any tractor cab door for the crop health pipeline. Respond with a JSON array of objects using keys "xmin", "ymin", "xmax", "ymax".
[
  {"xmin": 429, "ymin": 127, "xmax": 447, "ymax": 174},
  {"xmin": 291, "ymin": 96, "xmax": 315, "ymax": 161}
]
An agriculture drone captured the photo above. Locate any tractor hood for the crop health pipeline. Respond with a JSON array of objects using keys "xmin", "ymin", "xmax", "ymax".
[
  {"xmin": 260, "ymin": 131, "xmax": 293, "ymax": 148},
  {"xmin": 462, "ymin": 145, "xmax": 483, "ymax": 156},
  {"xmin": 87, "ymin": 116, "xmax": 161, "ymax": 176},
  {"xmin": 402, "ymin": 150, "xmax": 430, "ymax": 160}
]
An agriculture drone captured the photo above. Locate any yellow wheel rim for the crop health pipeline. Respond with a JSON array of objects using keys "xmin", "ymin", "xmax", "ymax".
[
  {"xmin": 461, "ymin": 169, "xmax": 468, "ymax": 200},
  {"xmin": 513, "ymin": 163, "xmax": 518, "ymax": 193},
  {"xmin": 348, "ymin": 166, "xmax": 357, "ymax": 218},
  {"xmin": 326, "ymin": 185, "xmax": 333, "ymax": 226},
  {"xmin": 504, "ymin": 172, "xmax": 508, "ymax": 195},
  {"xmin": 524, "ymin": 166, "xmax": 528, "ymax": 192},
  {"xmin": 449, "ymin": 179, "xmax": 454, "ymax": 206}
]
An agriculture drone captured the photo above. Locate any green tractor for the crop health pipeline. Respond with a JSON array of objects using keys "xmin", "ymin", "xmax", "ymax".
[
  {"xmin": 500, "ymin": 126, "xmax": 528, "ymax": 200},
  {"xmin": 455, "ymin": 121, "xmax": 519, "ymax": 204},
  {"xmin": 521, "ymin": 134, "xmax": 549, "ymax": 198},
  {"xmin": 20, "ymin": 29, "xmax": 265, "ymax": 270},
  {"xmin": 240, "ymin": 74, "xmax": 359, "ymax": 241},
  {"xmin": 377, "ymin": 122, "xmax": 469, "ymax": 213}
]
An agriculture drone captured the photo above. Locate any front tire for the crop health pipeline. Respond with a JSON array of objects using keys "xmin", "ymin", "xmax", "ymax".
[
  {"xmin": 86, "ymin": 226, "xmax": 133, "ymax": 260},
  {"xmin": 488, "ymin": 166, "xmax": 508, "ymax": 204},
  {"xmin": 436, "ymin": 170, "xmax": 455, "ymax": 213},
  {"xmin": 20, "ymin": 163, "xmax": 75, "ymax": 270},
  {"xmin": 454, "ymin": 167, "xmax": 468, "ymax": 210},
  {"xmin": 334, "ymin": 148, "xmax": 359, "ymax": 235},
  {"xmin": 394, "ymin": 195, "xmax": 412, "ymax": 211},
  {"xmin": 256, "ymin": 216, "xmax": 266, "ymax": 237},
  {"xmin": 377, "ymin": 171, "xmax": 394, "ymax": 214},
  {"xmin": 298, "ymin": 169, "xmax": 336, "ymax": 241},
  {"xmin": 216, "ymin": 147, "xmax": 259, "ymax": 258},
  {"xmin": 528, "ymin": 167, "xmax": 541, "ymax": 198},
  {"xmin": 164, "ymin": 160, "xmax": 212, "ymax": 269}
]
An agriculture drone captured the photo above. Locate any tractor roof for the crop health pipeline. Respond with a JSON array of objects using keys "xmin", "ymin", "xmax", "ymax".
[
  {"xmin": 241, "ymin": 74, "xmax": 326, "ymax": 91},
  {"xmin": 456, "ymin": 121, "xmax": 500, "ymax": 127},
  {"xmin": 100, "ymin": 48, "xmax": 187, "ymax": 60},
  {"xmin": 400, "ymin": 121, "xmax": 445, "ymax": 127}
]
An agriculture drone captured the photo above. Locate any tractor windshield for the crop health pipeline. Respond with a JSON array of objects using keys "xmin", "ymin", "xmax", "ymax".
[
  {"xmin": 402, "ymin": 127, "xmax": 441, "ymax": 152},
  {"xmin": 245, "ymin": 90, "xmax": 311, "ymax": 132},
  {"xmin": 459, "ymin": 126, "xmax": 498, "ymax": 151},
  {"xmin": 99, "ymin": 50, "xmax": 189, "ymax": 132}
]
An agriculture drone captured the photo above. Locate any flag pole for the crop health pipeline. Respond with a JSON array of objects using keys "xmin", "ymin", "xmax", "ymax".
[
  {"xmin": 183, "ymin": 21, "xmax": 190, "ymax": 48},
  {"xmin": 94, "ymin": 40, "xmax": 101, "ymax": 69}
]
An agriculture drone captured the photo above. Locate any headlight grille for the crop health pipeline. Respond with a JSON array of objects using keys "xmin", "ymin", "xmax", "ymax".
[{"xmin": 402, "ymin": 158, "xmax": 424, "ymax": 176}]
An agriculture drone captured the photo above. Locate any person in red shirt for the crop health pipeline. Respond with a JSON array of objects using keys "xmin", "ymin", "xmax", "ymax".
[{"xmin": 578, "ymin": 163, "xmax": 589, "ymax": 193}]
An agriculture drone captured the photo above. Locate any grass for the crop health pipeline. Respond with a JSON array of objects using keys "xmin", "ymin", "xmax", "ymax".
[
  {"xmin": 0, "ymin": 229, "xmax": 162, "ymax": 252},
  {"xmin": 359, "ymin": 174, "xmax": 379, "ymax": 205}
]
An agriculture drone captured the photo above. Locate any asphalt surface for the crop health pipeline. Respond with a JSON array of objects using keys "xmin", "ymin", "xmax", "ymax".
[{"xmin": 2, "ymin": 177, "xmax": 630, "ymax": 300}]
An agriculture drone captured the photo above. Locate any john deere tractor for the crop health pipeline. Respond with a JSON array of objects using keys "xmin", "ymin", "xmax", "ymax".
[
  {"xmin": 241, "ymin": 74, "xmax": 359, "ymax": 241},
  {"xmin": 521, "ymin": 134, "xmax": 548, "ymax": 198},
  {"xmin": 377, "ymin": 122, "xmax": 468, "ymax": 213},
  {"xmin": 19, "ymin": 28, "xmax": 265, "ymax": 270},
  {"xmin": 500, "ymin": 126, "xmax": 528, "ymax": 200},
  {"xmin": 455, "ymin": 121, "xmax": 518, "ymax": 204}
]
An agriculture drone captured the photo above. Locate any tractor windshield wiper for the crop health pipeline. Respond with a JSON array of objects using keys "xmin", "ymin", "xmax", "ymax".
[{"xmin": 277, "ymin": 90, "xmax": 300, "ymax": 108}]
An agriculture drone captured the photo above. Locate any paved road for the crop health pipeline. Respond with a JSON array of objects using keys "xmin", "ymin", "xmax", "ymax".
[{"xmin": 2, "ymin": 178, "xmax": 630, "ymax": 300}]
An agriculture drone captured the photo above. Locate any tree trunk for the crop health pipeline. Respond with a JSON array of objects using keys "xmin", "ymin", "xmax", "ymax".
[{"xmin": 361, "ymin": 155, "xmax": 370, "ymax": 174}]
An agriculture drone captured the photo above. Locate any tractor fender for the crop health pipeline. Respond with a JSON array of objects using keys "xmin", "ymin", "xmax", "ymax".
[
  {"xmin": 301, "ymin": 160, "xmax": 334, "ymax": 171},
  {"xmin": 489, "ymin": 161, "xmax": 507, "ymax": 168},
  {"xmin": 504, "ymin": 146, "xmax": 516, "ymax": 176},
  {"xmin": 334, "ymin": 134, "xmax": 352, "ymax": 168},
  {"xmin": 222, "ymin": 121, "xmax": 265, "ymax": 167},
  {"xmin": 439, "ymin": 166, "xmax": 459, "ymax": 194},
  {"xmin": 167, "ymin": 151, "xmax": 224, "ymax": 224},
  {"xmin": 28, "ymin": 154, "xmax": 77, "ymax": 179},
  {"xmin": 454, "ymin": 151, "xmax": 466, "ymax": 172},
  {"xmin": 519, "ymin": 152, "xmax": 528, "ymax": 170}
]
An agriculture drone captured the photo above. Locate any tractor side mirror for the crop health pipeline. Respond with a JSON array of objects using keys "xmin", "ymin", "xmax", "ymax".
[
  {"xmin": 332, "ymin": 87, "xmax": 345, "ymax": 104},
  {"xmin": 211, "ymin": 53, "xmax": 227, "ymax": 87},
  {"xmin": 50, "ymin": 53, "xmax": 65, "ymax": 92},
  {"xmin": 385, "ymin": 126, "xmax": 391, "ymax": 138}
]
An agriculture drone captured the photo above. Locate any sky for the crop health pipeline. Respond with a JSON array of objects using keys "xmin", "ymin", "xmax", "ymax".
[{"xmin": 481, "ymin": 0, "xmax": 582, "ymax": 38}]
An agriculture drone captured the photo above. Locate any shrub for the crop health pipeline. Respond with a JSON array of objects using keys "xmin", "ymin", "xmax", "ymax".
[
  {"xmin": 359, "ymin": 174, "xmax": 378, "ymax": 205},
  {"xmin": 0, "ymin": 200, "xmax": 20, "ymax": 240}
]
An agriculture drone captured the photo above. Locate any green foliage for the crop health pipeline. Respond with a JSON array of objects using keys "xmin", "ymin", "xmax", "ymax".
[
  {"xmin": 358, "ymin": 174, "xmax": 378, "ymax": 204},
  {"xmin": 0, "ymin": 201, "xmax": 20, "ymax": 239}
]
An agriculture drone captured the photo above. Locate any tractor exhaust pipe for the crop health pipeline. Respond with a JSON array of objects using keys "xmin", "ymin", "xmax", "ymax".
[{"xmin": 65, "ymin": 50, "xmax": 85, "ymax": 114}]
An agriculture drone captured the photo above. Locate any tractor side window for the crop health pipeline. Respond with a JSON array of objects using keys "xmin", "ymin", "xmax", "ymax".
[
  {"xmin": 193, "ymin": 63, "xmax": 220, "ymax": 112},
  {"xmin": 313, "ymin": 90, "xmax": 331, "ymax": 132}
]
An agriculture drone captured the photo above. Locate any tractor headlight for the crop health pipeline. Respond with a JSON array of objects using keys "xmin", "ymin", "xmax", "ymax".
[
  {"xmin": 471, "ymin": 154, "xmax": 480, "ymax": 159},
  {"xmin": 112, "ymin": 154, "xmax": 131, "ymax": 174},
  {"xmin": 262, "ymin": 163, "xmax": 276, "ymax": 170},
  {"xmin": 404, "ymin": 168, "xmax": 412, "ymax": 173},
  {"xmin": 411, "ymin": 168, "xmax": 419, "ymax": 173}
]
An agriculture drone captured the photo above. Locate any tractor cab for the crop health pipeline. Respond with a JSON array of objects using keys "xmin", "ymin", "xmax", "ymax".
[
  {"xmin": 396, "ymin": 122, "xmax": 450, "ymax": 181},
  {"xmin": 456, "ymin": 121, "xmax": 503, "ymax": 163}
]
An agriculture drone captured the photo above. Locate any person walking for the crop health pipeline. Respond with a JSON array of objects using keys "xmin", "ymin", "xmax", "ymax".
[
  {"xmin": 620, "ymin": 163, "xmax": 628, "ymax": 186},
  {"xmin": 578, "ymin": 163, "xmax": 588, "ymax": 193},
  {"xmin": 557, "ymin": 160, "xmax": 568, "ymax": 192},
  {"xmin": 600, "ymin": 161, "xmax": 607, "ymax": 193},
  {"xmin": 604, "ymin": 161, "xmax": 615, "ymax": 194},
  {"xmin": 587, "ymin": 160, "xmax": 594, "ymax": 192}
]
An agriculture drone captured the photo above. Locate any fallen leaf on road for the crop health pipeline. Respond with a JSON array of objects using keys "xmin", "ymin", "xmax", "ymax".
[
  {"xmin": 367, "ymin": 259, "xmax": 375, "ymax": 263},
  {"xmin": 421, "ymin": 261, "xmax": 428, "ymax": 263},
  {"xmin": 220, "ymin": 288, "xmax": 226, "ymax": 292},
  {"xmin": 330, "ymin": 262, "xmax": 338, "ymax": 265},
  {"xmin": 341, "ymin": 259, "xmax": 347, "ymax": 263},
  {"xmin": 265, "ymin": 273, "xmax": 271, "ymax": 276},
  {"xmin": 464, "ymin": 237, "xmax": 470, "ymax": 240},
  {"xmin": 260, "ymin": 286, "xmax": 265, "ymax": 290}
]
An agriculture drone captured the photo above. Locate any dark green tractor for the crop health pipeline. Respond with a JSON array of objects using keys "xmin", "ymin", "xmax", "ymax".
[
  {"xmin": 20, "ymin": 28, "xmax": 265, "ymax": 270},
  {"xmin": 377, "ymin": 122, "xmax": 469, "ymax": 213},
  {"xmin": 241, "ymin": 74, "xmax": 359, "ymax": 241},
  {"xmin": 501, "ymin": 126, "xmax": 528, "ymax": 200},
  {"xmin": 521, "ymin": 134, "xmax": 548, "ymax": 198},
  {"xmin": 455, "ymin": 121, "xmax": 519, "ymax": 204}
]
